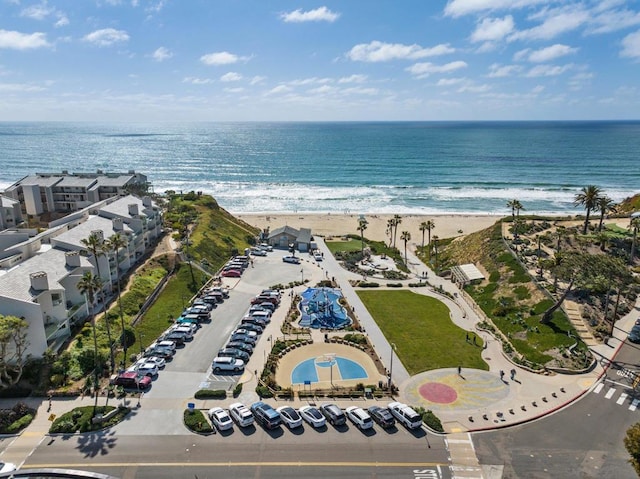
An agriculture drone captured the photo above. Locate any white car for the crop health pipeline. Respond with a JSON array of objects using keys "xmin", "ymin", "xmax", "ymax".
[
  {"xmin": 259, "ymin": 243, "xmax": 273, "ymax": 251},
  {"xmin": 233, "ymin": 328, "xmax": 258, "ymax": 338},
  {"xmin": 208, "ymin": 407, "xmax": 233, "ymax": 431},
  {"xmin": 345, "ymin": 406, "xmax": 373, "ymax": 430},
  {"xmin": 229, "ymin": 402, "xmax": 254, "ymax": 427},
  {"xmin": 314, "ymin": 252, "xmax": 323, "ymax": 261},
  {"xmin": 388, "ymin": 401, "xmax": 423, "ymax": 429},
  {"xmin": 144, "ymin": 356, "xmax": 166, "ymax": 369},
  {"xmin": 131, "ymin": 360, "xmax": 159, "ymax": 377},
  {"xmin": 282, "ymin": 255, "xmax": 301, "ymax": 264},
  {"xmin": 172, "ymin": 323, "xmax": 197, "ymax": 335},
  {"xmin": 251, "ymin": 248, "xmax": 267, "ymax": 256},
  {"xmin": 0, "ymin": 462, "xmax": 16, "ymax": 473},
  {"xmin": 276, "ymin": 406, "xmax": 303, "ymax": 429},
  {"xmin": 212, "ymin": 356, "xmax": 245, "ymax": 373},
  {"xmin": 299, "ymin": 405, "xmax": 326, "ymax": 428}
]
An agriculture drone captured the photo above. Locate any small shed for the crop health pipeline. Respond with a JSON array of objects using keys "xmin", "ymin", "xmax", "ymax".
[{"xmin": 267, "ymin": 226, "xmax": 300, "ymax": 249}]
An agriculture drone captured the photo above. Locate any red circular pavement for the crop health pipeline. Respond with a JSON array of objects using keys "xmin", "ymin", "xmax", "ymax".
[{"xmin": 419, "ymin": 382, "xmax": 458, "ymax": 404}]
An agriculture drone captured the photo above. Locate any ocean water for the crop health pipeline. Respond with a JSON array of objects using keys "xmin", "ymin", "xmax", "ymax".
[{"xmin": 0, "ymin": 121, "xmax": 638, "ymax": 216}]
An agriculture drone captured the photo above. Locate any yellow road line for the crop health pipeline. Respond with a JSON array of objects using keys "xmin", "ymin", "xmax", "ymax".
[{"xmin": 24, "ymin": 461, "xmax": 448, "ymax": 468}]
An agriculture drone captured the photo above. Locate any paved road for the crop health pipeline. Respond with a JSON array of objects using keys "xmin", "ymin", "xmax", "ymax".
[{"xmin": 473, "ymin": 338, "xmax": 640, "ymax": 478}]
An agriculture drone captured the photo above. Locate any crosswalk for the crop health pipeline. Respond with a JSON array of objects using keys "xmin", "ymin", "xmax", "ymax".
[{"xmin": 592, "ymin": 382, "xmax": 640, "ymax": 411}]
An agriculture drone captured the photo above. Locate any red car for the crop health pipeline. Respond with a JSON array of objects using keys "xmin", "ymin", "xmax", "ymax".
[
  {"xmin": 110, "ymin": 371, "xmax": 152, "ymax": 389},
  {"xmin": 221, "ymin": 269, "xmax": 242, "ymax": 278}
]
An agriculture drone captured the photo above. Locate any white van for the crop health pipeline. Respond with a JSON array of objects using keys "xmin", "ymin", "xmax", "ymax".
[
  {"xmin": 212, "ymin": 356, "xmax": 244, "ymax": 373},
  {"xmin": 388, "ymin": 402, "xmax": 422, "ymax": 429}
]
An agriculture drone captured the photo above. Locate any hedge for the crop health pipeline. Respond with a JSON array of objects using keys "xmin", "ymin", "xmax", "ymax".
[
  {"xmin": 183, "ymin": 409, "xmax": 213, "ymax": 434},
  {"xmin": 194, "ymin": 389, "xmax": 227, "ymax": 399}
]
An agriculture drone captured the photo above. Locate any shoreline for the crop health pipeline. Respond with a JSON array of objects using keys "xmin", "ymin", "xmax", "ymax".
[{"xmin": 235, "ymin": 213, "xmax": 504, "ymax": 242}]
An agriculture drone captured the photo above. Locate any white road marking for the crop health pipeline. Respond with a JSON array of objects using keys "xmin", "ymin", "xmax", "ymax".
[
  {"xmin": 617, "ymin": 393, "xmax": 628, "ymax": 405},
  {"xmin": 630, "ymin": 399, "xmax": 639, "ymax": 411},
  {"xmin": 593, "ymin": 383, "xmax": 604, "ymax": 394},
  {"xmin": 604, "ymin": 387, "xmax": 616, "ymax": 399}
]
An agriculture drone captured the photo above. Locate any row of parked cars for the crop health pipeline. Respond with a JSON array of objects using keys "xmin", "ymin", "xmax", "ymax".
[
  {"xmin": 110, "ymin": 284, "xmax": 230, "ymax": 390},
  {"xmin": 205, "ymin": 401, "xmax": 423, "ymax": 433},
  {"xmin": 211, "ymin": 288, "xmax": 282, "ymax": 374}
]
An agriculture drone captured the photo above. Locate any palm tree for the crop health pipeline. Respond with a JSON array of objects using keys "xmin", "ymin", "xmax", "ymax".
[
  {"xmin": 392, "ymin": 214, "xmax": 402, "ymax": 248},
  {"xmin": 400, "ymin": 231, "xmax": 411, "ymax": 265},
  {"xmin": 597, "ymin": 195, "xmax": 617, "ymax": 231},
  {"xmin": 107, "ymin": 233, "xmax": 128, "ymax": 366},
  {"xmin": 573, "ymin": 185, "xmax": 602, "ymax": 235},
  {"xmin": 81, "ymin": 232, "xmax": 115, "ymax": 373},
  {"xmin": 357, "ymin": 217, "xmax": 368, "ymax": 258},
  {"xmin": 77, "ymin": 271, "xmax": 103, "ymax": 418},
  {"xmin": 630, "ymin": 217, "xmax": 640, "ymax": 265},
  {"xmin": 386, "ymin": 219, "xmax": 394, "ymax": 247},
  {"xmin": 432, "ymin": 235, "xmax": 440, "ymax": 271},
  {"xmin": 507, "ymin": 199, "xmax": 524, "ymax": 238},
  {"xmin": 419, "ymin": 220, "xmax": 435, "ymax": 258}
]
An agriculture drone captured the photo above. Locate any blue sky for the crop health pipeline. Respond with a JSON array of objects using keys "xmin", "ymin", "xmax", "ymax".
[{"xmin": 1, "ymin": 0, "xmax": 639, "ymax": 121}]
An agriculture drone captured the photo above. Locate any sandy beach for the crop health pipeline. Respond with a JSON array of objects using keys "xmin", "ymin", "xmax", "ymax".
[{"xmin": 235, "ymin": 213, "xmax": 503, "ymax": 243}]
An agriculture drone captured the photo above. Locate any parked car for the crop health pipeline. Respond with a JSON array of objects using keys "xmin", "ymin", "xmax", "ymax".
[
  {"xmin": 234, "ymin": 328, "xmax": 258, "ymax": 339},
  {"xmin": 258, "ymin": 302, "xmax": 276, "ymax": 312},
  {"xmin": 208, "ymin": 407, "xmax": 233, "ymax": 431},
  {"xmin": 251, "ymin": 401, "xmax": 282, "ymax": 429},
  {"xmin": 250, "ymin": 310, "xmax": 271, "ymax": 323},
  {"xmin": 241, "ymin": 315, "xmax": 267, "ymax": 327},
  {"xmin": 299, "ymin": 405, "xmax": 326, "ymax": 428},
  {"xmin": 221, "ymin": 269, "xmax": 242, "ymax": 278},
  {"xmin": 131, "ymin": 361, "xmax": 159, "ymax": 377},
  {"xmin": 251, "ymin": 295, "xmax": 279, "ymax": 306},
  {"xmin": 240, "ymin": 323, "xmax": 263, "ymax": 334},
  {"xmin": 319, "ymin": 403, "xmax": 346, "ymax": 426},
  {"xmin": 229, "ymin": 333, "xmax": 256, "ymax": 346},
  {"xmin": 277, "ymin": 406, "xmax": 303, "ymax": 429},
  {"xmin": 203, "ymin": 291, "xmax": 224, "ymax": 303},
  {"xmin": 161, "ymin": 331, "xmax": 187, "ymax": 345},
  {"xmin": 191, "ymin": 300, "xmax": 214, "ymax": 311},
  {"xmin": 211, "ymin": 356, "xmax": 244, "ymax": 373},
  {"xmin": 345, "ymin": 406, "xmax": 373, "ymax": 430},
  {"xmin": 229, "ymin": 402, "xmax": 254, "ymax": 427},
  {"xmin": 629, "ymin": 325, "xmax": 640, "ymax": 343},
  {"xmin": 0, "ymin": 462, "xmax": 17, "ymax": 473},
  {"xmin": 207, "ymin": 286, "xmax": 229, "ymax": 297},
  {"xmin": 110, "ymin": 371, "xmax": 152, "ymax": 390},
  {"xmin": 388, "ymin": 402, "xmax": 422, "ymax": 429},
  {"xmin": 314, "ymin": 252, "xmax": 323, "ymax": 261},
  {"xmin": 226, "ymin": 341, "xmax": 254, "ymax": 354},
  {"xmin": 259, "ymin": 243, "xmax": 273, "ymax": 251},
  {"xmin": 368, "ymin": 406, "xmax": 395, "ymax": 428},
  {"xmin": 156, "ymin": 340, "xmax": 177, "ymax": 352},
  {"xmin": 282, "ymin": 256, "xmax": 301, "ymax": 264},
  {"xmin": 144, "ymin": 356, "xmax": 166, "ymax": 369},
  {"xmin": 218, "ymin": 347, "xmax": 250, "ymax": 362},
  {"xmin": 251, "ymin": 248, "xmax": 267, "ymax": 256},
  {"xmin": 172, "ymin": 323, "xmax": 197, "ymax": 335},
  {"xmin": 143, "ymin": 347, "xmax": 174, "ymax": 359}
]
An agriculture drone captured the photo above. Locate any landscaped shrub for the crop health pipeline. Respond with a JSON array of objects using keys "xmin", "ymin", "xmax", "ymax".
[
  {"xmin": 233, "ymin": 383, "xmax": 242, "ymax": 397},
  {"xmin": 256, "ymin": 385, "xmax": 273, "ymax": 398},
  {"xmin": 359, "ymin": 282, "xmax": 380, "ymax": 288},
  {"xmin": 415, "ymin": 406, "xmax": 444, "ymax": 433},
  {"xmin": 194, "ymin": 389, "xmax": 226, "ymax": 399},
  {"xmin": 49, "ymin": 406, "xmax": 129, "ymax": 433},
  {"xmin": 0, "ymin": 403, "xmax": 37, "ymax": 433},
  {"xmin": 183, "ymin": 409, "xmax": 213, "ymax": 434},
  {"xmin": 387, "ymin": 283, "xmax": 403, "ymax": 288},
  {"xmin": 6, "ymin": 414, "xmax": 33, "ymax": 434}
]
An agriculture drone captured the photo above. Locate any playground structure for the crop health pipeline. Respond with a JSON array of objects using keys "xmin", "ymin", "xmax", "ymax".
[{"xmin": 298, "ymin": 287, "xmax": 351, "ymax": 330}]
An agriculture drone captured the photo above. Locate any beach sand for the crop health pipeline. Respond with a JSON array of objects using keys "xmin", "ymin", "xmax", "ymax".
[{"xmin": 235, "ymin": 213, "xmax": 502, "ymax": 243}]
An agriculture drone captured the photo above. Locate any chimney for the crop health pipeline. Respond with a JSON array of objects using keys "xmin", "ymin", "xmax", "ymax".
[
  {"xmin": 65, "ymin": 251, "xmax": 81, "ymax": 268},
  {"xmin": 30, "ymin": 271, "xmax": 49, "ymax": 291},
  {"xmin": 128, "ymin": 204, "xmax": 139, "ymax": 216},
  {"xmin": 142, "ymin": 196, "xmax": 152, "ymax": 207},
  {"xmin": 90, "ymin": 229, "xmax": 104, "ymax": 241},
  {"xmin": 112, "ymin": 218, "xmax": 123, "ymax": 231}
]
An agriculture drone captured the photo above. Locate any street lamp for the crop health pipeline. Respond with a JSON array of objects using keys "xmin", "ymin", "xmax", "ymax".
[
  {"xmin": 300, "ymin": 268, "xmax": 304, "ymax": 284},
  {"xmin": 138, "ymin": 331, "xmax": 144, "ymax": 355},
  {"xmin": 388, "ymin": 343, "xmax": 396, "ymax": 390}
]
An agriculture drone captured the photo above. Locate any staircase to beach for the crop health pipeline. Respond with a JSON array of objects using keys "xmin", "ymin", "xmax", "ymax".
[{"xmin": 563, "ymin": 300, "xmax": 599, "ymax": 348}]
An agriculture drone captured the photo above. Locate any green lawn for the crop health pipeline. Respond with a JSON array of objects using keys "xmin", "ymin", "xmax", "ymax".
[
  {"xmin": 325, "ymin": 239, "xmax": 365, "ymax": 255},
  {"xmin": 357, "ymin": 290, "xmax": 488, "ymax": 374}
]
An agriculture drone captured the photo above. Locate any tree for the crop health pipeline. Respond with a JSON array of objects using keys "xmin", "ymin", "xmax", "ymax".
[
  {"xmin": 432, "ymin": 235, "xmax": 440, "ymax": 271},
  {"xmin": 357, "ymin": 217, "xmax": 368, "ymax": 258},
  {"xmin": 0, "ymin": 315, "xmax": 29, "ymax": 389},
  {"xmin": 77, "ymin": 271, "xmax": 103, "ymax": 418},
  {"xmin": 386, "ymin": 219, "xmax": 394, "ymax": 247},
  {"xmin": 400, "ymin": 231, "xmax": 411, "ymax": 265},
  {"xmin": 81, "ymin": 232, "xmax": 115, "ymax": 373},
  {"xmin": 107, "ymin": 233, "xmax": 128, "ymax": 366},
  {"xmin": 419, "ymin": 220, "xmax": 435, "ymax": 258},
  {"xmin": 597, "ymin": 195, "xmax": 616, "ymax": 231},
  {"xmin": 392, "ymin": 215, "xmax": 402, "ymax": 248},
  {"xmin": 506, "ymin": 200, "xmax": 523, "ymax": 238},
  {"xmin": 573, "ymin": 185, "xmax": 602, "ymax": 235},
  {"xmin": 630, "ymin": 217, "xmax": 640, "ymax": 265},
  {"xmin": 625, "ymin": 422, "xmax": 640, "ymax": 475}
]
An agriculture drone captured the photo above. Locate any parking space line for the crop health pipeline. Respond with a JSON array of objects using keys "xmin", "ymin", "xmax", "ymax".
[
  {"xmin": 604, "ymin": 387, "xmax": 616, "ymax": 399},
  {"xmin": 630, "ymin": 399, "xmax": 639, "ymax": 411},
  {"xmin": 617, "ymin": 393, "xmax": 628, "ymax": 405},
  {"xmin": 593, "ymin": 383, "xmax": 604, "ymax": 394}
]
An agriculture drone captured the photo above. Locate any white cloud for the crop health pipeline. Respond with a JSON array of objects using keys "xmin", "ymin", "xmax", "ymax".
[
  {"xmin": 0, "ymin": 29, "xmax": 50, "ymax": 49},
  {"xmin": 338, "ymin": 74, "xmax": 367, "ymax": 84},
  {"xmin": 200, "ymin": 51, "xmax": 241, "ymax": 66},
  {"xmin": 54, "ymin": 15, "xmax": 69, "ymax": 27},
  {"xmin": 152, "ymin": 47, "xmax": 172, "ymax": 62},
  {"xmin": 341, "ymin": 86, "xmax": 378, "ymax": 95},
  {"xmin": 444, "ymin": 0, "xmax": 547, "ymax": 18},
  {"xmin": 20, "ymin": 2, "xmax": 54, "ymax": 20},
  {"xmin": 223, "ymin": 87, "xmax": 244, "ymax": 93},
  {"xmin": 525, "ymin": 63, "xmax": 573, "ymax": 77},
  {"xmin": 183, "ymin": 77, "xmax": 212, "ymax": 85},
  {"xmin": 513, "ymin": 48, "xmax": 531, "ymax": 62},
  {"xmin": 347, "ymin": 41, "xmax": 455, "ymax": 62},
  {"xmin": 458, "ymin": 83, "xmax": 491, "ymax": 93},
  {"xmin": 487, "ymin": 63, "xmax": 522, "ymax": 77},
  {"xmin": 220, "ymin": 72, "xmax": 242, "ymax": 82},
  {"xmin": 289, "ymin": 77, "xmax": 332, "ymax": 86},
  {"xmin": 0, "ymin": 82, "xmax": 46, "ymax": 92},
  {"xmin": 470, "ymin": 16, "xmax": 514, "ymax": 43},
  {"xmin": 568, "ymin": 72, "xmax": 593, "ymax": 91},
  {"xmin": 621, "ymin": 30, "xmax": 640, "ymax": 58},
  {"xmin": 280, "ymin": 6, "xmax": 340, "ymax": 23},
  {"xmin": 265, "ymin": 85, "xmax": 292, "ymax": 95},
  {"xmin": 588, "ymin": 8, "xmax": 640, "ymax": 34},
  {"xmin": 527, "ymin": 44, "xmax": 578, "ymax": 63},
  {"xmin": 250, "ymin": 76, "xmax": 266, "ymax": 85},
  {"xmin": 309, "ymin": 85, "xmax": 334, "ymax": 95},
  {"xmin": 531, "ymin": 85, "xmax": 545, "ymax": 94},
  {"xmin": 509, "ymin": 9, "xmax": 589, "ymax": 41},
  {"xmin": 83, "ymin": 28, "xmax": 129, "ymax": 46},
  {"xmin": 406, "ymin": 61, "xmax": 468, "ymax": 78},
  {"xmin": 436, "ymin": 77, "xmax": 467, "ymax": 86}
]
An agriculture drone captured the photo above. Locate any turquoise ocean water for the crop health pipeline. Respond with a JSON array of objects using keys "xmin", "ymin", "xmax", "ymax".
[{"xmin": 0, "ymin": 121, "xmax": 638, "ymax": 215}]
